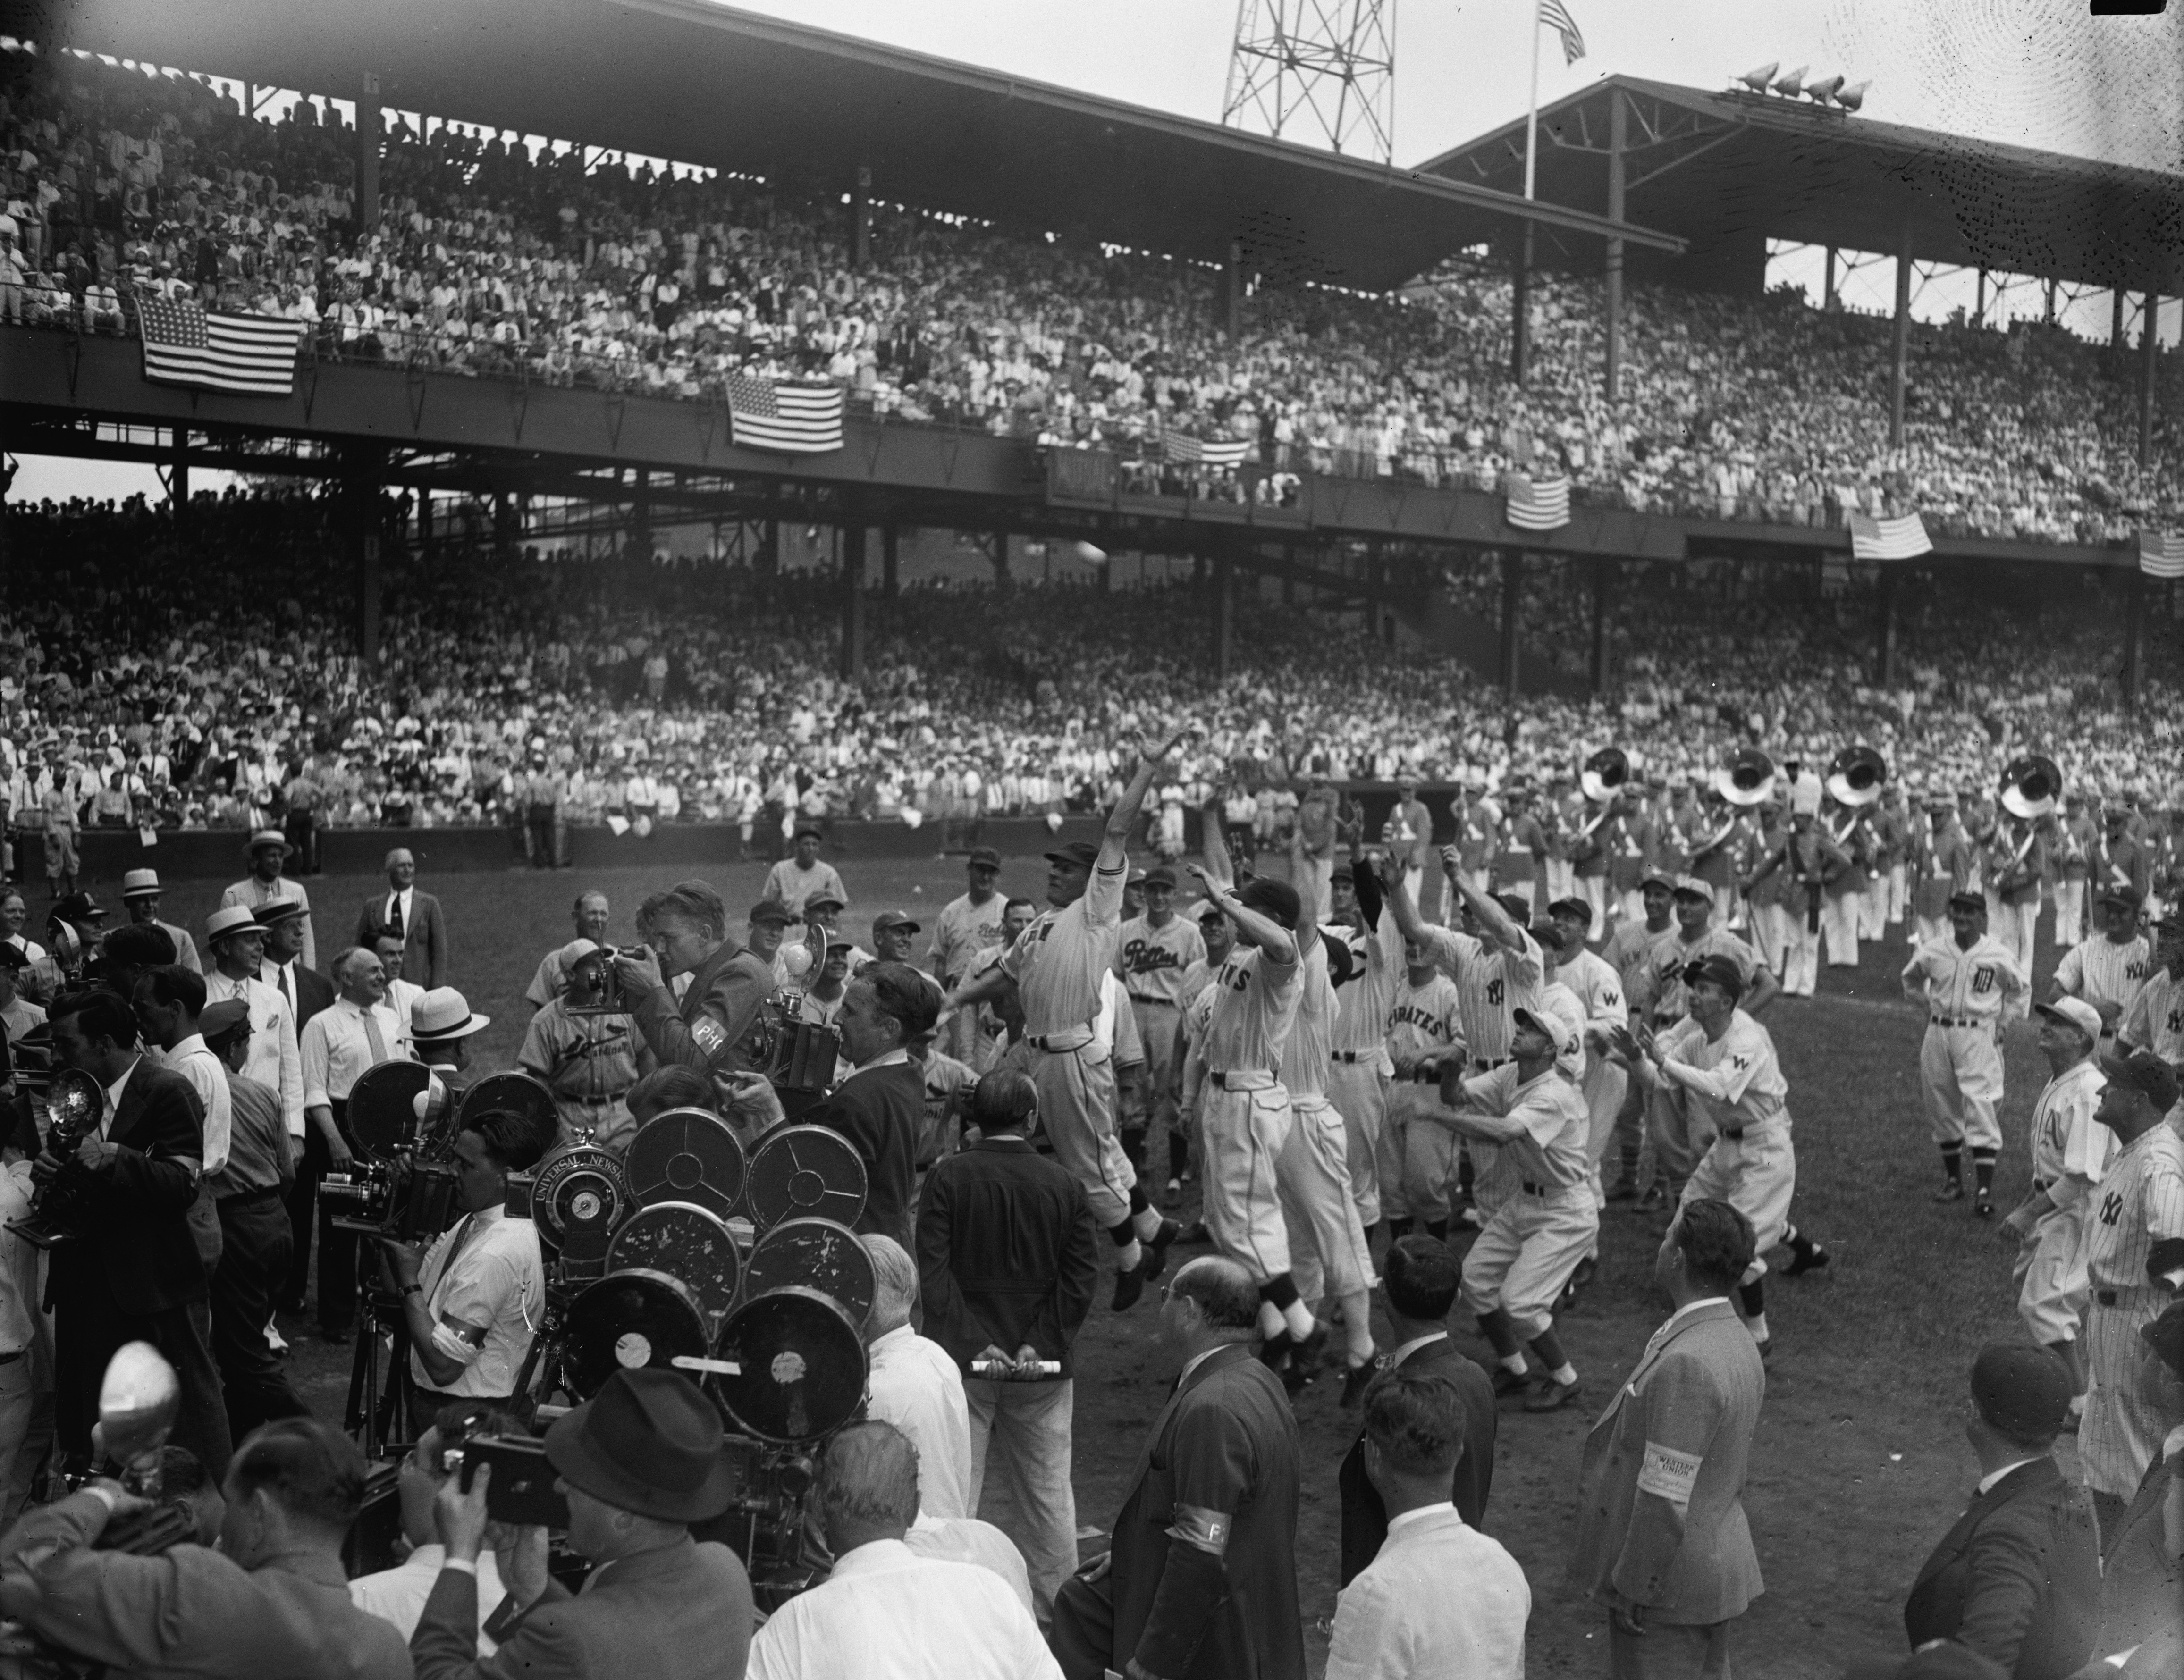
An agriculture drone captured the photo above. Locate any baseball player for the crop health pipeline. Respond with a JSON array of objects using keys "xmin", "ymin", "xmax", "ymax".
[
  {"xmin": 927, "ymin": 845, "xmax": 1006, "ymax": 1063},
  {"xmin": 1598, "ymin": 868, "xmax": 1675, "ymax": 1200},
  {"xmin": 942, "ymin": 727, "xmax": 1188, "ymax": 1308},
  {"xmin": 2116, "ymin": 915, "xmax": 2184, "ymax": 1075},
  {"xmin": 2051, "ymin": 885, "xmax": 2152, "ymax": 1051},
  {"xmin": 1410, "ymin": 1004, "xmax": 1596, "ymax": 1412},
  {"xmin": 1901, "ymin": 890, "xmax": 2032, "ymax": 1215},
  {"xmin": 1377, "ymin": 935, "xmax": 1466, "ymax": 1242},
  {"xmin": 1113, "ymin": 864, "xmax": 1206, "ymax": 1195},
  {"xmin": 1542, "ymin": 899, "xmax": 1632, "ymax": 1231},
  {"xmin": 1326, "ymin": 852, "xmax": 1403, "ymax": 1235},
  {"xmin": 1997, "ymin": 996, "xmax": 2113, "ymax": 1426},
  {"xmin": 2076, "ymin": 1049, "xmax": 2184, "ymax": 1524},
  {"xmin": 1632, "ymin": 954, "xmax": 1830, "ymax": 1360}
]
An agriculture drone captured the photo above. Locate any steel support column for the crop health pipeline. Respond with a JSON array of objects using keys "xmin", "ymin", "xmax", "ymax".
[
  {"xmin": 1511, "ymin": 230, "xmax": 1533, "ymax": 387},
  {"xmin": 1604, "ymin": 93, "xmax": 1626, "ymax": 402},
  {"xmin": 882, "ymin": 520, "xmax": 899, "ymax": 601},
  {"xmin": 1589, "ymin": 557, "xmax": 1611, "ymax": 693},
  {"xmin": 1875, "ymin": 565, "xmax": 1898, "ymax": 687},
  {"xmin": 1499, "ymin": 549, "xmax": 1522, "ymax": 696},
  {"xmin": 356, "ymin": 74, "xmax": 380, "ymax": 234},
  {"xmin": 2141, "ymin": 292, "xmax": 2161, "ymax": 468},
  {"xmin": 853, "ymin": 165, "xmax": 871, "ymax": 273},
  {"xmin": 840, "ymin": 522, "xmax": 866, "ymax": 681},
  {"xmin": 2123, "ymin": 568, "xmax": 2145, "ymax": 706},
  {"xmin": 1889, "ymin": 215, "xmax": 1913, "ymax": 448}
]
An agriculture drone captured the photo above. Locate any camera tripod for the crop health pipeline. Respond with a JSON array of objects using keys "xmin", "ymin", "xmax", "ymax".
[{"xmin": 344, "ymin": 1278, "xmax": 423, "ymax": 1458}]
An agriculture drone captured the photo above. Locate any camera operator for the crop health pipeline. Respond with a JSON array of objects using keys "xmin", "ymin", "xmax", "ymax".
[
  {"xmin": 376, "ymin": 1078, "xmax": 549, "ymax": 1419},
  {"xmin": 412, "ymin": 1367, "xmax": 755, "ymax": 1680},
  {"xmin": 0, "ymin": 1416, "xmax": 411, "ymax": 1677},
  {"xmin": 726, "ymin": 961, "xmax": 936, "ymax": 1249},
  {"xmin": 350, "ymin": 1401, "xmax": 520, "ymax": 1654},
  {"xmin": 616, "ymin": 881, "xmax": 773, "ymax": 1078}
]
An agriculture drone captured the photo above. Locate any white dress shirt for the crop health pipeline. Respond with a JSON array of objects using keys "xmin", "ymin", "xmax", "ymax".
[
  {"xmin": 745, "ymin": 1538, "xmax": 1060, "ymax": 1680},
  {"xmin": 0, "ymin": 1161, "xmax": 41, "ymax": 1356},
  {"xmin": 154, "ymin": 1033, "xmax": 230, "ymax": 1177},
  {"xmin": 865, "ymin": 1325, "xmax": 975, "ymax": 1520},
  {"xmin": 203, "ymin": 969, "xmax": 305, "ymax": 1138},
  {"xmin": 410, "ymin": 1203, "xmax": 544, "ymax": 1398},
  {"xmin": 1323, "ymin": 1504, "xmax": 1530, "ymax": 1680},
  {"xmin": 99, "ymin": 1059, "xmax": 140, "ymax": 1142},
  {"xmin": 301, "ymin": 996, "xmax": 406, "ymax": 1110},
  {"xmin": 349, "ymin": 1542, "xmax": 506, "ymax": 1655},
  {"xmin": 902, "ymin": 1513, "xmax": 1034, "ymax": 1615},
  {"xmin": 385, "ymin": 976, "xmax": 425, "ymax": 1052}
]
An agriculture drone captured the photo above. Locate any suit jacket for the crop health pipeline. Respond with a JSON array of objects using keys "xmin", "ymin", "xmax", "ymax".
[
  {"xmin": 411, "ymin": 1534, "xmax": 754, "ymax": 1680},
  {"xmin": 915, "ymin": 1135, "xmax": 1100, "ymax": 1375},
  {"xmin": 51, "ymin": 1057, "xmax": 206, "ymax": 1315},
  {"xmin": 357, "ymin": 887, "xmax": 449, "ymax": 986},
  {"xmin": 0, "ymin": 1489, "xmax": 411, "ymax": 1678},
  {"xmin": 1904, "ymin": 1457, "xmax": 2100, "ymax": 1680},
  {"xmin": 262, "ymin": 957, "xmax": 335, "ymax": 1034},
  {"xmin": 1337, "ymin": 1334, "xmax": 1498, "ymax": 1585},
  {"xmin": 1571, "ymin": 1299, "xmax": 1764, "ymax": 1625},
  {"xmin": 1111, "ymin": 1342, "xmax": 1304, "ymax": 1680},
  {"xmin": 631, "ymin": 940, "xmax": 773, "ymax": 1075},
  {"xmin": 155, "ymin": 919, "xmax": 202, "ymax": 974},
  {"xmin": 802, "ymin": 1059, "xmax": 922, "ymax": 1250},
  {"xmin": 2097, "ymin": 1445, "xmax": 2183, "ymax": 1661}
]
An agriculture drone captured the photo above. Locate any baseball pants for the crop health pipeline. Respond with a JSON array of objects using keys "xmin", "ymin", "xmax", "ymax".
[
  {"xmin": 2081, "ymin": 1285, "xmax": 2171, "ymax": 1497},
  {"xmin": 1125, "ymin": 1000, "xmax": 1184, "ymax": 1138},
  {"xmin": 1918, "ymin": 1024, "xmax": 2004, "ymax": 1151},
  {"xmin": 2013, "ymin": 1202, "xmax": 2092, "ymax": 1345},
  {"xmin": 1679, "ymin": 1120, "xmax": 1796, "ymax": 1270},
  {"xmin": 1324, "ymin": 1058, "xmax": 1385, "ymax": 1227},
  {"xmin": 1780, "ymin": 911, "xmax": 1820, "ymax": 996},
  {"xmin": 2053, "ymin": 879, "xmax": 2088, "ymax": 950},
  {"xmin": 1582, "ymin": 1058, "xmax": 1630, "ymax": 1169},
  {"xmin": 1457, "ymin": 1186, "xmax": 1598, "ymax": 1338},
  {"xmin": 1380, "ymin": 1083, "xmax": 1459, "ymax": 1222},
  {"xmin": 1274, "ymin": 1094, "xmax": 1376, "ymax": 1304},
  {"xmin": 1820, "ymin": 893, "xmax": 1859, "ymax": 968},
  {"xmin": 1198, "ymin": 1078, "xmax": 1296, "ymax": 1285},
  {"xmin": 1025, "ymin": 1045, "xmax": 1136, "ymax": 1228},
  {"xmin": 1991, "ymin": 900, "xmax": 2037, "ymax": 976},
  {"xmin": 1646, "ymin": 1083, "xmax": 1716, "ymax": 1197}
]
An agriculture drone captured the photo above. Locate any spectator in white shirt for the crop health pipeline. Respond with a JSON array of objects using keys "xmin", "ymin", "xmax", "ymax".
[
  {"xmin": 746, "ymin": 1420, "xmax": 1060, "ymax": 1680},
  {"xmin": 859, "ymin": 1235, "xmax": 974, "ymax": 1521},
  {"xmin": 200, "ymin": 906, "xmax": 304, "ymax": 1148},
  {"xmin": 0, "ymin": 947, "xmax": 46, "ymax": 1042},
  {"xmin": 349, "ymin": 1403, "xmax": 512, "ymax": 1654},
  {"xmin": 298, "ymin": 948, "xmax": 406, "ymax": 1341},
  {"xmin": 132, "ymin": 963, "xmax": 232, "ymax": 1293},
  {"xmin": 371, "ymin": 931, "xmax": 425, "ymax": 1054},
  {"xmin": 1323, "ymin": 1369, "xmax": 1530, "ymax": 1680}
]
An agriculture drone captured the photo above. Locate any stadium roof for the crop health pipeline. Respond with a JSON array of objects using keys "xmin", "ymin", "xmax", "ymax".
[
  {"xmin": 54, "ymin": 0, "xmax": 1682, "ymax": 291},
  {"xmin": 1417, "ymin": 76, "xmax": 2184, "ymax": 294}
]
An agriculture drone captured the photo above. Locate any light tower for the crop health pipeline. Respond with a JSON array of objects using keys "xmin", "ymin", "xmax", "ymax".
[{"xmin": 1223, "ymin": 0, "xmax": 1397, "ymax": 162}]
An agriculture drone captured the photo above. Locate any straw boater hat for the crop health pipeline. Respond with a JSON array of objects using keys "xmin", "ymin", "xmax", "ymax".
[{"xmin": 408, "ymin": 988, "xmax": 490, "ymax": 1044}]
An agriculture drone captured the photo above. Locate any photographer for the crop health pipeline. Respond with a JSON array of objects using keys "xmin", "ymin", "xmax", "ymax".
[
  {"xmin": 376, "ymin": 1087, "xmax": 550, "ymax": 1418},
  {"xmin": 350, "ymin": 1401, "xmax": 520, "ymax": 1654},
  {"xmin": 616, "ymin": 881, "xmax": 773, "ymax": 1077},
  {"xmin": 0, "ymin": 1416, "xmax": 411, "ymax": 1677},
  {"xmin": 412, "ymin": 1367, "xmax": 755, "ymax": 1680}
]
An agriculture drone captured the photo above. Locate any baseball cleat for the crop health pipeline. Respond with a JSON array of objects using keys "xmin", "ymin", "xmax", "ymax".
[
  {"xmin": 1931, "ymin": 1179, "xmax": 1965, "ymax": 1203},
  {"xmin": 1779, "ymin": 1244, "xmax": 1831, "ymax": 1278},
  {"xmin": 1142, "ymin": 1218, "xmax": 1181, "ymax": 1282},
  {"xmin": 1973, "ymin": 1193, "xmax": 1996, "ymax": 1219},
  {"xmin": 1110, "ymin": 1260, "xmax": 1149, "ymax": 1312},
  {"xmin": 1492, "ymin": 1366, "xmax": 1534, "ymax": 1400},
  {"xmin": 1338, "ymin": 1361, "xmax": 1378, "ymax": 1409}
]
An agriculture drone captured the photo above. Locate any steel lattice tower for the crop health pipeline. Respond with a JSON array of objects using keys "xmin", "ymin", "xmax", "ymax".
[{"xmin": 1223, "ymin": 0, "xmax": 1396, "ymax": 161}]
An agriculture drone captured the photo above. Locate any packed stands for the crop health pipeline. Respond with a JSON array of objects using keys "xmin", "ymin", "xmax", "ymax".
[{"xmin": 3, "ymin": 45, "xmax": 2178, "ymax": 549}]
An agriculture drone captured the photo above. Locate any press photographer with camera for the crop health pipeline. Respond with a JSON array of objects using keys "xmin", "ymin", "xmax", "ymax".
[
  {"xmin": 375, "ymin": 1081, "xmax": 550, "ymax": 1417},
  {"xmin": 411, "ymin": 1367, "xmax": 755, "ymax": 1680},
  {"xmin": 616, "ymin": 880, "xmax": 774, "ymax": 1079},
  {"xmin": 350, "ymin": 1401, "xmax": 521, "ymax": 1654}
]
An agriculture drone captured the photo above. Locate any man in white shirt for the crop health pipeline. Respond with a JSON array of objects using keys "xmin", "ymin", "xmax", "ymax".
[
  {"xmin": 201, "ymin": 906, "xmax": 304, "ymax": 1146},
  {"xmin": 746, "ymin": 1420, "xmax": 1060, "ymax": 1680},
  {"xmin": 371, "ymin": 931, "xmax": 425, "ymax": 1054},
  {"xmin": 349, "ymin": 1403, "xmax": 513, "ymax": 1655},
  {"xmin": 1324, "ymin": 1369, "xmax": 1529, "ymax": 1680},
  {"xmin": 763, "ymin": 827, "xmax": 849, "ymax": 918},
  {"xmin": 860, "ymin": 1234, "xmax": 974, "ymax": 1520},
  {"xmin": 299, "ymin": 948, "xmax": 406, "ymax": 1341},
  {"xmin": 0, "ymin": 947, "xmax": 46, "ymax": 1042},
  {"xmin": 219, "ymin": 829, "xmax": 313, "ymax": 972},
  {"xmin": 131, "ymin": 963, "xmax": 231, "ymax": 1301}
]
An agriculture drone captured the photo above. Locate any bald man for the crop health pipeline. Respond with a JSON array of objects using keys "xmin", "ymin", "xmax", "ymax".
[{"xmin": 355, "ymin": 848, "xmax": 448, "ymax": 987}]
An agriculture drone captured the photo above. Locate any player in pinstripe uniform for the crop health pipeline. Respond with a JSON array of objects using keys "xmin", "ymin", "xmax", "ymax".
[
  {"xmin": 1901, "ymin": 891, "xmax": 2032, "ymax": 1216},
  {"xmin": 1543, "ymin": 899, "xmax": 1631, "ymax": 1289},
  {"xmin": 2077, "ymin": 1049, "xmax": 2184, "ymax": 1533},
  {"xmin": 1377, "ymin": 937, "xmax": 1465, "ymax": 1242},
  {"xmin": 1326, "ymin": 853, "xmax": 1403, "ymax": 1235},
  {"xmin": 942, "ymin": 726, "xmax": 1188, "ymax": 1309},
  {"xmin": 1598, "ymin": 868, "xmax": 1674, "ymax": 1201},
  {"xmin": 2052, "ymin": 885, "xmax": 2152, "ymax": 1051},
  {"xmin": 1998, "ymin": 996, "xmax": 2113, "ymax": 1429},
  {"xmin": 2117, "ymin": 917, "xmax": 2184, "ymax": 1078}
]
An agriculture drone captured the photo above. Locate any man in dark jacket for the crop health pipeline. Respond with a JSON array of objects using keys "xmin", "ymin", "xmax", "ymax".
[
  {"xmin": 1903, "ymin": 1343, "xmax": 2100, "ymax": 1679},
  {"xmin": 917, "ymin": 1067, "xmax": 1101, "ymax": 1619},
  {"xmin": 1051, "ymin": 1254, "xmax": 1302, "ymax": 1680},
  {"xmin": 1337, "ymin": 1234, "xmax": 1496, "ymax": 1585},
  {"xmin": 619, "ymin": 879, "xmax": 773, "ymax": 1077}
]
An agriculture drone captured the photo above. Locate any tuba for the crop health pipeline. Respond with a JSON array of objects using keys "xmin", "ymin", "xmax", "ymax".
[
  {"xmin": 1999, "ymin": 754, "xmax": 2063, "ymax": 822},
  {"xmin": 1823, "ymin": 745, "xmax": 1889, "ymax": 810},
  {"xmin": 1713, "ymin": 747, "xmax": 1777, "ymax": 808},
  {"xmin": 10, "ymin": 1068, "xmax": 105, "ymax": 1248},
  {"xmin": 1576, "ymin": 748, "xmax": 1630, "ymax": 841}
]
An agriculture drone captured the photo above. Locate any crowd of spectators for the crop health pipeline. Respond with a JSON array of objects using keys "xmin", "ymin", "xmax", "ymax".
[
  {"xmin": 0, "ymin": 486, "xmax": 2177, "ymax": 841},
  {"xmin": 3, "ymin": 44, "xmax": 2178, "ymax": 551}
]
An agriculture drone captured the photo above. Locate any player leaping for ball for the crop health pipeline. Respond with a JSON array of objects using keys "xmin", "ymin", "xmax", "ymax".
[{"xmin": 942, "ymin": 723, "xmax": 1191, "ymax": 1309}]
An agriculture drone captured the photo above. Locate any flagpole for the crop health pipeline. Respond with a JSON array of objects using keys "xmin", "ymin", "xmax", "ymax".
[{"xmin": 1524, "ymin": 0, "xmax": 1541, "ymax": 200}]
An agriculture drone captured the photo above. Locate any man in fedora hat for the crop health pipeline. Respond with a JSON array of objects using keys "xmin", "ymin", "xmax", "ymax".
[
  {"xmin": 220, "ymin": 829, "xmax": 313, "ymax": 972},
  {"xmin": 412, "ymin": 1368, "xmax": 755, "ymax": 1680},
  {"xmin": 121, "ymin": 868, "xmax": 200, "ymax": 974}
]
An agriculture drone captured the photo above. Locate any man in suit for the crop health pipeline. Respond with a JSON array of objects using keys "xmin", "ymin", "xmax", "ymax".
[
  {"xmin": 917, "ymin": 1066, "xmax": 1102, "ymax": 1618},
  {"xmin": 40, "ymin": 987, "xmax": 230, "ymax": 1480},
  {"xmin": 356, "ymin": 847, "xmax": 449, "ymax": 988},
  {"xmin": 0, "ymin": 1416, "xmax": 411, "ymax": 1679},
  {"xmin": 727, "ymin": 961, "xmax": 932, "ymax": 1250},
  {"xmin": 1338, "ymin": 1235, "xmax": 1497, "ymax": 1585},
  {"xmin": 1051, "ymin": 1255, "xmax": 1304, "ymax": 1680},
  {"xmin": 1324, "ymin": 1369, "xmax": 1529, "ymax": 1680},
  {"xmin": 412, "ymin": 1367, "xmax": 756, "ymax": 1680},
  {"xmin": 618, "ymin": 879, "xmax": 774, "ymax": 1077},
  {"xmin": 120, "ymin": 868, "xmax": 200, "ymax": 973},
  {"xmin": 1903, "ymin": 1343, "xmax": 2100, "ymax": 1678},
  {"xmin": 2088, "ymin": 1283, "xmax": 2184, "ymax": 1679},
  {"xmin": 219, "ymin": 830, "xmax": 313, "ymax": 972},
  {"xmin": 1572, "ymin": 1197, "xmax": 1767, "ymax": 1677},
  {"xmin": 255, "ymin": 898, "xmax": 337, "ymax": 1316}
]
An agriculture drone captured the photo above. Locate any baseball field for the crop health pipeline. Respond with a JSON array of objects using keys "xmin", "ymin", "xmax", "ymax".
[{"xmin": 131, "ymin": 841, "xmax": 2055, "ymax": 1676}]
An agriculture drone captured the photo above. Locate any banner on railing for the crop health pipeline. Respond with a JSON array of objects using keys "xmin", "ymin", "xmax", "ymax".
[{"xmin": 1047, "ymin": 447, "xmax": 1119, "ymax": 503}]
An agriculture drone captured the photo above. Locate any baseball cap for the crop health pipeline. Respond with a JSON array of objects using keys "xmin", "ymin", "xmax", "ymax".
[
  {"xmin": 748, "ymin": 901, "xmax": 794, "ymax": 927},
  {"xmin": 1196, "ymin": 903, "xmax": 1227, "ymax": 926},
  {"xmin": 872, "ymin": 910, "xmax": 921, "ymax": 935},
  {"xmin": 823, "ymin": 939, "xmax": 857, "ymax": 955},
  {"xmin": 1670, "ymin": 874, "xmax": 1712, "ymax": 901},
  {"xmin": 2096, "ymin": 883, "xmax": 2144, "ymax": 911},
  {"xmin": 1044, "ymin": 841, "xmax": 1099, "ymax": 870},
  {"xmin": 1638, "ymin": 867, "xmax": 1677, "ymax": 894},
  {"xmin": 793, "ymin": 826, "xmax": 823, "ymax": 842},
  {"xmin": 198, "ymin": 998, "xmax": 251, "ymax": 1043},
  {"xmin": 1683, "ymin": 954, "xmax": 1745, "ymax": 999},
  {"xmin": 1526, "ymin": 921, "xmax": 1567, "ymax": 955},
  {"xmin": 2097, "ymin": 1048, "xmax": 2181, "ymax": 1115},
  {"xmin": 1969, "ymin": 1343, "xmax": 2073, "ymax": 1441},
  {"xmin": 2032, "ymin": 998, "xmax": 2101, "ymax": 1044},
  {"xmin": 1327, "ymin": 861, "xmax": 1353, "ymax": 884},
  {"xmin": 1547, "ymin": 897, "xmax": 1593, "ymax": 929},
  {"xmin": 1493, "ymin": 892, "xmax": 1532, "ymax": 924},
  {"xmin": 967, "ymin": 846, "xmax": 1003, "ymax": 870},
  {"xmin": 1947, "ymin": 890, "xmax": 1987, "ymax": 915},
  {"xmin": 804, "ymin": 893, "xmax": 845, "ymax": 914},
  {"xmin": 1143, "ymin": 866, "xmax": 1177, "ymax": 890}
]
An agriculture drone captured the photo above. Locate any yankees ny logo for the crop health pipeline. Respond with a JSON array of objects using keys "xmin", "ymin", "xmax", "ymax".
[
  {"xmin": 1486, "ymin": 978, "xmax": 1504, "ymax": 1008},
  {"xmin": 2099, "ymin": 1189, "xmax": 2125, "ymax": 1226}
]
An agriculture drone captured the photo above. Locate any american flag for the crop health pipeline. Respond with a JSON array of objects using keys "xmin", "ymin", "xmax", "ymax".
[
  {"xmin": 2139, "ymin": 528, "xmax": 2184, "ymax": 579},
  {"xmin": 1847, "ymin": 511, "xmax": 1932, "ymax": 562},
  {"xmin": 136, "ymin": 294, "xmax": 305, "ymax": 396},
  {"xmin": 1540, "ymin": 0, "xmax": 1586, "ymax": 65},
  {"xmin": 1162, "ymin": 434, "xmax": 1251, "ymax": 469},
  {"xmin": 726, "ymin": 375, "xmax": 844, "ymax": 454},
  {"xmin": 1504, "ymin": 471, "xmax": 1571, "ymax": 532}
]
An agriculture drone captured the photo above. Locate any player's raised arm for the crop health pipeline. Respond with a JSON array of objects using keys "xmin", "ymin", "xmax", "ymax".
[
  {"xmin": 1188, "ymin": 863, "xmax": 1296, "ymax": 967},
  {"xmin": 1377, "ymin": 851, "xmax": 1430, "ymax": 946},
  {"xmin": 1288, "ymin": 829, "xmax": 1323, "ymax": 934},
  {"xmin": 1451, "ymin": 865, "xmax": 1522, "ymax": 951},
  {"xmin": 1102, "ymin": 724, "xmax": 1190, "ymax": 872},
  {"xmin": 1198, "ymin": 794, "xmax": 1237, "ymax": 894}
]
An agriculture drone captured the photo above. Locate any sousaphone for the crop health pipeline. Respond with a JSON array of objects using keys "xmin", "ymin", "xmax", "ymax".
[
  {"xmin": 1823, "ymin": 745, "xmax": 1888, "ymax": 809},
  {"xmin": 2000, "ymin": 754, "xmax": 2063, "ymax": 822}
]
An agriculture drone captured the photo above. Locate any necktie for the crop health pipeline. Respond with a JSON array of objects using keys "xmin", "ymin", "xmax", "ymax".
[
  {"xmin": 277, "ymin": 966, "xmax": 294, "ymax": 1010},
  {"xmin": 387, "ymin": 893, "xmax": 405, "ymax": 941},
  {"xmin": 361, "ymin": 1006, "xmax": 389, "ymax": 1065}
]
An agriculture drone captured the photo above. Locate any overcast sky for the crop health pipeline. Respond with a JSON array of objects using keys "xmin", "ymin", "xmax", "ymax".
[{"xmin": 16, "ymin": 0, "xmax": 2180, "ymax": 504}]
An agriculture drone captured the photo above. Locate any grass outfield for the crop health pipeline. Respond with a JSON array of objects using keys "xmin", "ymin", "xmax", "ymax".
[{"xmin": 139, "ymin": 851, "xmax": 2058, "ymax": 1674}]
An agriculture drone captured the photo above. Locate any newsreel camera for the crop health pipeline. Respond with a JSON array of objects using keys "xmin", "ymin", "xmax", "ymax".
[{"xmin": 320, "ymin": 1061, "xmax": 458, "ymax": 1244}]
